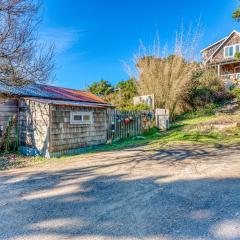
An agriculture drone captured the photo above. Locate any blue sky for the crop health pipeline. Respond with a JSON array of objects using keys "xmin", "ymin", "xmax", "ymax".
[{"xmin": 40, "ymin": 0, "xmax": 239, "ymax": 89}]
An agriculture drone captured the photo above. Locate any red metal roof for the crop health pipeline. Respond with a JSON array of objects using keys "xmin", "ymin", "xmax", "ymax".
[
  {"xmin": 0, "ymin": 81, "xmax": 108, "ymax": 105},
  {"xmin": 41, "ymin": 84, "xmax": 107, "ymax": 104}
]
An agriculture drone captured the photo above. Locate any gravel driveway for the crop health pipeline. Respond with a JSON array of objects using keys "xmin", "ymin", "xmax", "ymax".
[{"xmin": 1, "ymin": 145, "xmax": 240, "ymax": 240}]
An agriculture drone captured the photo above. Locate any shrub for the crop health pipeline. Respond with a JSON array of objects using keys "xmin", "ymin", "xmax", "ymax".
[
  {"xmin": 235, "ymin": 52, "xmax": 240, "ymax": 60},
  {"xmin": 187, "ymin": 68, "xmax": 230, "ymax": 110},
  {"xmin": 118, "ymin": 103, "xmax": 150, "ymax": 111},
  {"xmin": 127, "ymin": 24, "xmax": 203, "ymax": 121},
  {"xmin": 231, "ymin": 85, "xmax": 240, "ymax": 99},
  {"xmin": 177, "ymin": 103, "xmax": 220, "ymax": 120}
]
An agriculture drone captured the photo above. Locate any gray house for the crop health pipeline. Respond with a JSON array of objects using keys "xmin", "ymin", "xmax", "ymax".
[{"xmin": 0, "ymin": 81, "xmax": 112, "ymax": 157}]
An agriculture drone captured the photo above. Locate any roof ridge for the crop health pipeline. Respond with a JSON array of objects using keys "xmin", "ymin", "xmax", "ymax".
[
  {"xmin": 0, "ymin": 81, "xmax": 108, "ymax": 105},
  {"xmin": 37, "ymin": 83, "xmax": 86, "ymax": 92}
]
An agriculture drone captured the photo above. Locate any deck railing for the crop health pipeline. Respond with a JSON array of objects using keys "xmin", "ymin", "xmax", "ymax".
[{"xmin": 220, "ymin": 73, "xmax": 240, "ymax": 81}]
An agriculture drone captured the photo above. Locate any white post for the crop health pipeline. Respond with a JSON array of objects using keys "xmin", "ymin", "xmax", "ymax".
[
  {"xmin": 217, "ymin": 64, "xmax": 220, "ymax": 78},
  {"xmin": 155, "ymin": 109, "xmax": 170, "ymax": 130}
]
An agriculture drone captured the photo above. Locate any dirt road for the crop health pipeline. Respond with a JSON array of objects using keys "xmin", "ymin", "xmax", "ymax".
[{"xmin": 1, "ymin": 145, "xmax": 240, "ymax": 240}]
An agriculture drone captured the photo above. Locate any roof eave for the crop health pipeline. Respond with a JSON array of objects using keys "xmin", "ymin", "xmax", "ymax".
[
  {"xmin": 200, "ymin": 37, "xmax": 227, "ymax": 53},
  {"xmin": 21, "ymin": 97, "xmax": 113, "ymax": 108}
]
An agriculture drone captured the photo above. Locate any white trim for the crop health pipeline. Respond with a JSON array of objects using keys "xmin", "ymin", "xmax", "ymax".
[
  {"xmin": 224, "ymin": 43, "xmax": 240, "ymax": 58},
  {"xmin": 224, "ymin": 45, "xmax": 234, "ymax": 58},
  {"xmin": 200, "ymin": 37, "xmax": 227, "ymax": 53},
  {"xmin": 70, "ymin": 111, "xmax": 93, "ymax": 125},
  {"xmin": 204, "ymin": 30, "xmax": 240, "ymax": 63},
  {"xmin": 217, "ymin": 65, "xmax": 220, "ymax": 77}
]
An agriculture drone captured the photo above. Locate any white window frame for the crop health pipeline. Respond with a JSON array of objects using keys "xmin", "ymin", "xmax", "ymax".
[
  {"xmin": 224, "ymin": 44, "xmax": 240, "ymax": 58},
  {"xmin": 224, "ymin": 45, "xmax": 234, "ymax": 58},
  {"xmin": 70, "ymin": 111, "xmax": 93, "ymax": 125}
]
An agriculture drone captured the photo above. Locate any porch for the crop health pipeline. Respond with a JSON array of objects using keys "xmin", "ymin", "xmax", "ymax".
[{"xmin": 216, "ymin": 61, "xmax": 240, "ymax": 84}]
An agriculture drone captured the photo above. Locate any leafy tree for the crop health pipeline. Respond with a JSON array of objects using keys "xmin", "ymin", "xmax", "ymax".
[
  {"xmin": 87, "ymin": 79, "xmax": 114, "ymax": 97},
  {"xmin": 105, "ymin": 78, "xmax": 138, "ymax": 108},
  {"xmin": 115, "ymin": 78, "xmax": 138, "ymax": 103},
  {"xmin": 87, "ymin": 78, "xmax": 139, "ymax": 109},
  {"xmin": 233, "ymin": 3, "xmax": 240, "ymax": 21}
]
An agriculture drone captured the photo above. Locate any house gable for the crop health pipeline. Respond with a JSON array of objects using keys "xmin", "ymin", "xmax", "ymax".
[
  {"xmin": 201, "ymin": 39, "xmax": 225, "ymax": 62},
  {"xmin": 202, "ymin": 30, "xmax": 240, "ymax": 65},
  {"xmin": 210, "ymin": 31, "xmax": 240, "ymax": 64}
]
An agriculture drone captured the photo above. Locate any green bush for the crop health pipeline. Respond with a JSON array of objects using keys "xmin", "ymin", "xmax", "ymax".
[
  {"xmin": 231, "ymin": 85, "xmax": 240, "ymax": 99},
  {"xmin": 118, "ymin": 103, "xmax": 151, "ymax": 111},
  {"xmin": 235, "ymin": 52, "xmax": 240, "ymax": 60},
  {"xmin": 188, "ymin": 69, "xmax": 230, "ymax": 110},
  {"xmin": 177, "ymin": 103, "xmax": 220, "ymax": 120}
]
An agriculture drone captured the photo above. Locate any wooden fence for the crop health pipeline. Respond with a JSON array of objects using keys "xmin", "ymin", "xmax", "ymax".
[{"xmin": 106, "ymin": 109, "xmax": 154, "ymax": 142}]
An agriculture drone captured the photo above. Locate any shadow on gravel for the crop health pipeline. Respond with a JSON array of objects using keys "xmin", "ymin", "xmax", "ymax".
[
  {"xmin": 1, "ymin": 146, "xmax": 240, "ymax": 239},
  {"xmin": 0, "ymin": 162, "xmax": 240, "ymax": 239}
]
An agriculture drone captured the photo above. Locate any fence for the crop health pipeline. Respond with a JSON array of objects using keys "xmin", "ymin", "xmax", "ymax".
[{"xmin": 106, "ymin": 109, "xmax": 154, "ymax": 142}]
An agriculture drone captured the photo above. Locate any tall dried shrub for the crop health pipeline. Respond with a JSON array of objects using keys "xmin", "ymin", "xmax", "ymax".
[{"xmin": 129, "ymin": 26, "xmax": 202, "ymax": 120}]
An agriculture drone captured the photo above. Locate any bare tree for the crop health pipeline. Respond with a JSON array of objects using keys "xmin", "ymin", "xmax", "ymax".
[
  {"xmin": 0, "ymin": 0, "xmax": 55, "ymax": 85},
  {"xmin": 128, "ymin": 25, "xmax": 202, "ymax": 120}
]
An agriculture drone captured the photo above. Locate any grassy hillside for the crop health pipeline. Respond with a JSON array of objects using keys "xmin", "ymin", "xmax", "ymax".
[
  {"xmin": 86, "ymin": 107, "xmax": 240, "ymax": 152},
  {"xmin": 157, "ymin": 113, "xmax": 240, "ymax": 146}
]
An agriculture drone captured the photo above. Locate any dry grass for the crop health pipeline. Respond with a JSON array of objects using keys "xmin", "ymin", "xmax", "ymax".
[
  {"xmin": 126, "ymin": 24, "xmax": 203, "ymax": 119},
  {"xmin": 0, "ymin": 153, "xmax": 47, "ymax": 170},
  {"xmin": 185, "ymin": 112, "xmax": 240, "ymax": 133}
]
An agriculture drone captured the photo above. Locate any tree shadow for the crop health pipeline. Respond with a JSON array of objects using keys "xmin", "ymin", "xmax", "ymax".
[
  {"xmin": 1, "ymin": 163, "xmax": 240, "ymax": 239},
  {"xmin": 19, "ymin": 99, "xmax": 50, "ymax": 157}
]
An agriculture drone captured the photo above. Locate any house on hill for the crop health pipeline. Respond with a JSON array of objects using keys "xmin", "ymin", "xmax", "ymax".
[
  {"xmin": 0, "ymin": 81, "xmax": 112, "ymax": 157},
  {"xmin": 201, "ymin": 30, "xmax": 240, "ymax": 84}
]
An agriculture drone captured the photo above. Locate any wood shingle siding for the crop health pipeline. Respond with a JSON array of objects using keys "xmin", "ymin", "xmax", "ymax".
[
  {"xmin": 0, "ymin": 82, "xmax": 111, "ymax": 156},
  {"xmin": 19, "ymin": 99, "xmax": 50, "ymax": 156},
  {"xmin": 50, "ymin": 105, "xmax": 107, "ymax": 152},
  {"xmin": 0, "ymin": 97, "xmax": 18, "ymax": 146},
  {"xmin": 210, "ymin": 32, "xmax": 240, "ymax": 64},
  {"xmin": 202, "ymin": 41, "xmax": 224, "ymax": 62}
]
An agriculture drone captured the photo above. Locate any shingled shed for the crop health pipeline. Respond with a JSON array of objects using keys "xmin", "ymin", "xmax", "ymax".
[{"xmin": 0, "ymin": 81, "xmax": 112, "ymax": 157}]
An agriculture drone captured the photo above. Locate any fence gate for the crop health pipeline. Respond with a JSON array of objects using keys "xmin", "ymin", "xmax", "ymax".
[{"xmin": 106, "ymin": 109, "xmax": 153, "ymax": 142}]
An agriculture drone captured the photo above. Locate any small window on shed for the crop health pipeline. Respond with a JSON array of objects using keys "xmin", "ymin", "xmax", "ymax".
[{"xmin": 70, "ymin": 112, "xmax": 93, "ymax": 125}]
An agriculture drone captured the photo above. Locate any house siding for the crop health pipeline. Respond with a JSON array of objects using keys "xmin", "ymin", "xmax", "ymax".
[
  {"xmin": 19, "ymin": 99, "xmax": 50, "ymax": 156},
  {"xmin": 210, "ymin": 32, "xmax": 240, "ymax": 64},
  {"xmin": 202, "ymin": 41, "xmax": 224, "ymax": 62},
  {"xmin": 0, "ymin": 97, "xmax": 18, "ymax": 146},
  {"xmin": 50, "ymin": 105, "xmax": 107, "ymax": 152}
]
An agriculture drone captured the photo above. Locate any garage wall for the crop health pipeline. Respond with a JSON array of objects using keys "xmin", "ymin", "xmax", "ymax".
[
  {"xmin": 50, "ymin": 105, "xmax": 107, "ymax": 152},
  {"xmin": 18, "ymin": 99, "xmax": 50, "ymax": 156},
  {"xmin": 0, "ymin": 97, "xmax": 18, "ymax": 147}
]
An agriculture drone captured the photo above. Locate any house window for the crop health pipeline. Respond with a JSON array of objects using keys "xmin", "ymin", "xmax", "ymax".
[
  {"xmin": 224, "ymin": 44, "xmax": 240, "ymax": 58},
  {"xmin": 70, "ymin": 112, "xmax": 93, "ymax": 125},
  {"xmin": 236, "ymin": 45, "xmax": 240, "ymax": 53},
  {"xmin": 224, "ymin": 46, "xmax": 234, "ymax": 58}
]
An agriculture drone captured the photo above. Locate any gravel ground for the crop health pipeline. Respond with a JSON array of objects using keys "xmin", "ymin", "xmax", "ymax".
[{"xmin": 0, "ymin": 144, "xmax": 240, "ymax": 240}]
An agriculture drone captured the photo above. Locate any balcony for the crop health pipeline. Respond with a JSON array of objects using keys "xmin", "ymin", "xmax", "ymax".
[{"xmin": 220, "ymin": 73, "xmax": 240, "ymax": 84}]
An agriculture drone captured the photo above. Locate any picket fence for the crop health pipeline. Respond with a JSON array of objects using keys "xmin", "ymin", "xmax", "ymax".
[{"xmin": 106, "ymin": 109, "xmax": 154, "ymax": 142}]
